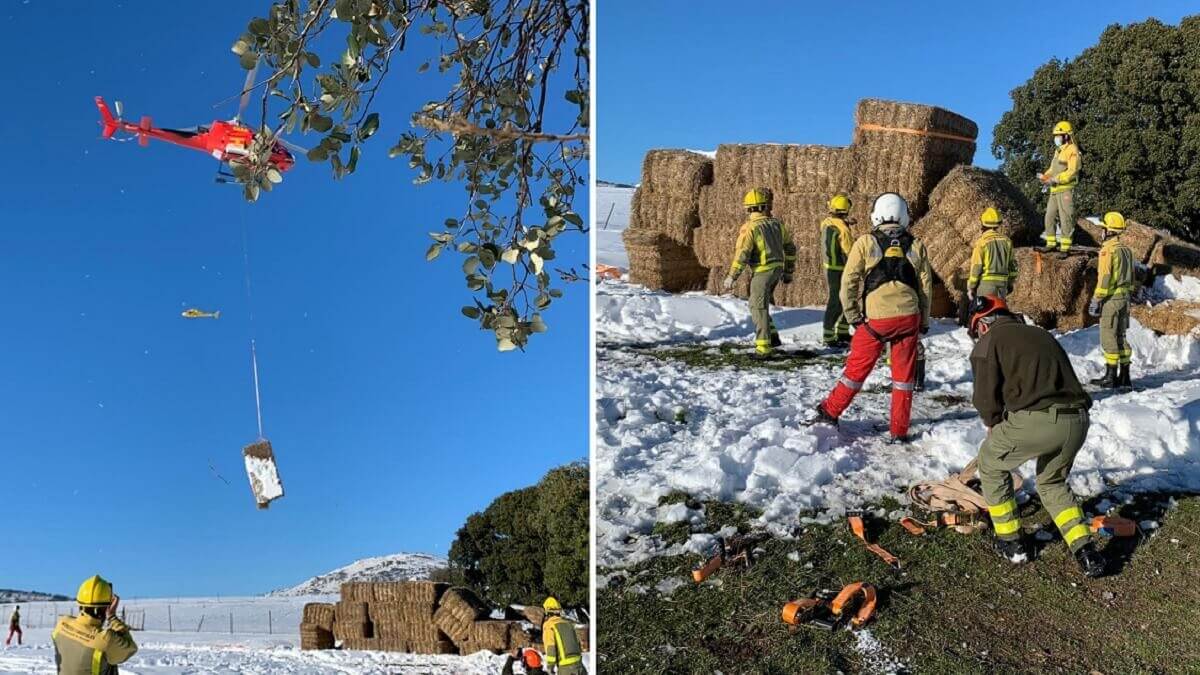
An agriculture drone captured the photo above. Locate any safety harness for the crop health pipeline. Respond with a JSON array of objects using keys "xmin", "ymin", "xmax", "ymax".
[
  {"xmin": 782, "ymin": 582, "xmax": 878, "ymax": 631},
  {"xmin": 905, "ymin": 459, "xmax": 1023, "ymax": 535},
  {"xmin": 861, "ymin": 230, "xmax": 918, "ymax": 301}
]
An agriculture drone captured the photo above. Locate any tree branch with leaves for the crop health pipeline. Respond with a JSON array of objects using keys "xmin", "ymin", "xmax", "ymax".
[{"xmin": 231, "ymin": 0, "xmax": 590, "ymax": 350}]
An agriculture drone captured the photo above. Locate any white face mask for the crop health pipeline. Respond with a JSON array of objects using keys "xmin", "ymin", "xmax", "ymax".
[{"xmin": 1054, "ymin": 136, "xmax": 1064, "ymax": 147}]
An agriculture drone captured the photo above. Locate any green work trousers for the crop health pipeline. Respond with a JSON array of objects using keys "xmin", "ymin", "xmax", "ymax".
[
  {"xmin": 1044, "ymin": 189, "xmax": 1076, "ymax": 250},
  {"xmin": 1099, "ymin": 294, "xmax": 1131, "ymax": 366},
  {"xmin": 750, "ymin": 268, "xmax": 783, "ymax": 354},
  {"xmin": 978, "ymin": 405, "xmax": 1092, "ymax": 552},
  {"xmin": 823, "ymin": 268, "xmax": 850, "ymax": 345},
  {"xmin": 972, "ymin": 279, "xmax": 1011, "ymax": 300}
]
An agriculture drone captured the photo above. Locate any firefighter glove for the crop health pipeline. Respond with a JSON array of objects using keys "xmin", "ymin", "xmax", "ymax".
[{"xmin": 1088, "ymin": 298, "xmax": 1101, "ymax": 317}]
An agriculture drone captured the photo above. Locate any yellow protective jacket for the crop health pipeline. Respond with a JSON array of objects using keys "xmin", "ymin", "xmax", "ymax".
[
  {"xmin": 1093, "ymin": 236, "xmax": 1134, "ymax": 300},
  {"xmin": 967, "ymin": 230, "xmax": 1017, "ymax": 290},
  {"xmin": 542, "ymin": 615, "xmax": 583, "ymax": 669},
  {"xmin": 1042, "ymin": 142, "xmax": 1081, "ymax": 194},
  {"xmin": 52, "ymin": 613, "xmax": 137, "ymax": 675},
  {"xmin": 820, "ymin": 216, "xmax": 854, "ymax": 271},
  {"xmin": 729, "ymin": 212, "xmax": 796, "ymax": 278},
  {"xmin": 840, "ymin": 229, "xmax": 933, "ymax": 327}
]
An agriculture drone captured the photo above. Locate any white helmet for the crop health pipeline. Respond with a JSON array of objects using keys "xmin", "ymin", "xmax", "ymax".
[{"xmin": 870, "ymin": 192, "xmax": 910, "ymax": 230}]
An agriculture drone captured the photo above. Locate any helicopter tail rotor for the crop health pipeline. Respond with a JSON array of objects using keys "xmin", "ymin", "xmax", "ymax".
[{"xmin": 94, "ymin": 96, "xmax": 121, "ymax": 139}]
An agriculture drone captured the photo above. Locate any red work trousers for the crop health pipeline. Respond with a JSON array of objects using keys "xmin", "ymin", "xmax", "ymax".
[
  {"xmin": 5, "ymin": 626, "xmax": 20, "ymax": 646},
  {"xmin": 821, "ymin": 313, "xmax": 921, "ymax": 438}
]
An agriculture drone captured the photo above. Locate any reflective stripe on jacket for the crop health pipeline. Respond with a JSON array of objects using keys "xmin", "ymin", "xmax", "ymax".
[
  {"xmin": 729, "ymin": 213, "xmax": 797, "ymax": 276},
  {"xmin": 968, "ymin": 230, "xmax": 1017, "ymax": 289},
  {"xmin": 1094, "ymin": 237, "xmax": 1134, "ymax": 300},
  {"xmin": 52, "ymin": 614, "xmax": 138, "ymax": 675},
  {"xmin": 820, "ymin": 216, "xmax": 853, "ymax": 270},
  {"xmin": 1044, "ymin": 142, "xmax": 1081, "ymax": 193},
  {"xmin": 840, "ymin": 229, "xmax": 933, "ymax": 326},
  {"xmin": 542, "ymin": 615, "xmax": 582, "ymax": 667}
]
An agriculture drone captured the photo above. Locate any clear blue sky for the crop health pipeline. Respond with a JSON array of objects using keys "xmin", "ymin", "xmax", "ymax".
[
  {"xmin": 598, "ymin": 2, "xmax": 1197, "ymax": 183},
  {"xmin": 0, "ymin": 2, "xmax": 587, "ymax": 597}
]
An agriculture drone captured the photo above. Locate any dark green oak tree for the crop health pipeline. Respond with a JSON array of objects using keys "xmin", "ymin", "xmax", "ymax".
[
  {"xmin": 992, "ymin": 16, "xmax": 1200, "ymax": 242},
  {"xmin": 231, "ymin": 0, "xmax": 589, "ymax": 350}
]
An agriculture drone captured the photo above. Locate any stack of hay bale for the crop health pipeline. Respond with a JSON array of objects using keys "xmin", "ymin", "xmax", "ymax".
[
  {"xmin": 626, "ymin": 99, "xmax": 978, "ymax": 308},
  {"xmin": 622, "ymin": 150, "xmax": 713, "ymax": 291},
  {"xmin": 300, "ymin": 581, "xmax": 533, "ymax": 655}
]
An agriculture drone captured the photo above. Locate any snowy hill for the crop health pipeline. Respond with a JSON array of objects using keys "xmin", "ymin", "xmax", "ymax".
[
  {"xmin": 0, "ymin": 589, "xmax": 69, "ymax": 603},
  {"xmin": 267, "ymin": 552, "xmax": 446, "ymax": 597}
]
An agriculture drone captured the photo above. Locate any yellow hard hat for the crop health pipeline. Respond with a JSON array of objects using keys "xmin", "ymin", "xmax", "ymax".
[
  {"xmin": 980, "ymin": 207, "xmax": 1002, "ymax": 227},
  {"xmin": 828, "ymin": 193, "xmax": 851, "ymax": 214},
  {"xmin": 77, "ymin": 575, "xmax": 113, "ymax": 607},
  {"xmin": 1052, "ymin": 120, "xmax": 1073, "ymax": 136},
  {"xmin": 1103, "ymin": 211, "xmax": 1126, "ymax": 232},
  {"xmin": 542, "ymin": 596, "xmax": 562, "ymax": 612},
  {"xmin": 742, "ymin": 188, "xmax": 772, "ymax": 210}
]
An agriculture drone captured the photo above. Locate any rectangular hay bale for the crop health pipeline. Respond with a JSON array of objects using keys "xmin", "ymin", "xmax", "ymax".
[
  {"xmin": 299, "ymin": 622, "xmax": 335, "ymax": 650},
  {"xmin": 340, "ymin": 582, "xmax": 375, "ymax": 602},
  {"xmin": 302, "ymin": 603, "xmax": 336, "ymax": 630}
]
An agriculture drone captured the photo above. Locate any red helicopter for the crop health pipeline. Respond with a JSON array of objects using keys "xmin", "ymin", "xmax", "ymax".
[{"xmin": 95, "ymin": 66, "xmax": 299, "ymax": 183}]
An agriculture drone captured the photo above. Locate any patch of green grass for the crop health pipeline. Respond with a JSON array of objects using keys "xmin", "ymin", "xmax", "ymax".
[
  {"xmin": 600, "ymin": 494, "xmax": 1200, "ymax": 674},
  {"xmin": 650, "ymin": 521, "xmax": 692, "ymax": 546},
  {"xmin": 638, "ymin": 342, "xmax": 845, "ymax": 372}
]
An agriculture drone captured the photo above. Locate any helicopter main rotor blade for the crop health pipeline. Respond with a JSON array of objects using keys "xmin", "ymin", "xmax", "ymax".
[
  {"xmin": 114, "ymin": 100, "xmax": 124, "ymax": 118},
  {"xmin": 278, "ymin": 138, "xmax": 309, "ymax": 154},
  {"xmin": 234, "ymin": 57, "xmax": 260, "ymax": 124}
]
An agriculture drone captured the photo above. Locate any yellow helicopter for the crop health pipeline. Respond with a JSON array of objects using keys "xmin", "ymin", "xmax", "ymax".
[{"xmin": 181, "ymin": 308, "xmax": 220, "ymax": 319}]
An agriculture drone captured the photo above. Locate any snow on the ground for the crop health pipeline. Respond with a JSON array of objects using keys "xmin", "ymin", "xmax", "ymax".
[
  {"xmin": 596, "ymin": 278, "xmax": 1200, "ymax": 568},
  {"xmin": 269, "ymin": 553, "xmax": 446, "ymax": 597},
  {"xmin": 596, "ymin": 184, "xmax": 633, "ymax": 269},
  {"xmin": 1149, "ymin": 273, "xmax": 1200, "ymax": 302},
  {"xmin": 0, "ymin": 597, "xmax": 585, "ymax": 674}
]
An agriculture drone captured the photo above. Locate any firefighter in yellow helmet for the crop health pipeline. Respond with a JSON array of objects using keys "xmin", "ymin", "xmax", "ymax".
[
  {"xmin": 52, "ymin": 575, "xmax": 138, "ymax": 674},
  {"xmin": 540, "ymin": 597, "xmax": 586, "ymax": 674},
  {"xmin": 1039, "ymin": 121, "xmax": 1082, "ymax": 253},
  {"xmin": 820, "ymin": 193, "xmax": 855, "ymax": 347},
  {"xmin": 1088, "ymin": 212, "xmax": 1135, "ymax": 390},
  {"xmin": 723, "ymin": 188, "xmax": 797, "ymax": 358},
  {"xmin": 966, "ymin": 207, "xmax": 1018, "ymax": 301}
]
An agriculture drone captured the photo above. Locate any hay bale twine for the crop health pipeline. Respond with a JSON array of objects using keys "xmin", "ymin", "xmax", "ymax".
[
  {"xmin": 910, "ymin": 165, "xmax": 1041, "ymax": 302},
  {"xmin": 1131, "ymin": 301, "xmax": 1200, "ymax": 336}
]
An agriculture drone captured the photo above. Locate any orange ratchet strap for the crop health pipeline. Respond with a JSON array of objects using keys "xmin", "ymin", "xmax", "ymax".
[
  {"xmin": 831, "ymin": 582, "xmax": 878, "ymax": 628},
  {"xmin": 691, "ymin": 553, "xmax": 723, "ymax": 583},
  {"xmin": 782, "ymin": 582, "xmax": 878, "ymax": 630},
  {"xmin": 847, "ymin": 512, "xmax": 901, "ymax": 569},
  {"xmin": 1091, "ymin": 515, "xmax": 1137, "ymax": 537}
]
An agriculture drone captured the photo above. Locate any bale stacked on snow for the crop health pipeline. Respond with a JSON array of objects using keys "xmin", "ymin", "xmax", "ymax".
[
  {"xmin": 910, "ymin": 165, "xmax": 1041, "ymax": 302},
  {"xmin": 623, "ymin": 230, "xmax": 709, "ymax": 292},
  {"xmin": 1131, "ymin": 301, "xmax": 1200, "ymax": 336},
  {"xmin": 300, "ymin": 603, "xmax": 337, "ymax": 650},
  {"xmin": 1006, "ymin": 249, "xmax": 1097, "ymax": 331},
  {"xmin": 852, "ymin": 99, "xmax": 978, "ymax": 217},
  {"xmin": 332, "ymin": 600, "xmax": 372, "ymax": 642},
  {"xmin": 433, "ymin": 587, "xmax": 489, "ymax": 644},
  {"xmin": 622, "ymin": 150, "xmax": 714, "ymax": 291}
]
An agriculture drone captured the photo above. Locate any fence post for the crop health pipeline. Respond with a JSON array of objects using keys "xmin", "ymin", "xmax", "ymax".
[
  {"xmin": 268, "ymin": 610, "xmax": 272, "ymax": 635},
  {"xmin": 197, "ymin": 615, "xmax": 204, "ymax": 633},
  {"xmin": 229, "ymin": 612, "xmax": 233, "ymax": 635},
  {"xmin": 168, "ymin": 605, "xmax": 173, "ymax": 633}
]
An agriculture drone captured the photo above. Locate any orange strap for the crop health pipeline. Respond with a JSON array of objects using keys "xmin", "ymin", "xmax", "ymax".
[
  {"xmin": 848, "ymin": 515, "xmax": 900, "ymax": 569},
  {"xmin": 1091, "ymin": 516, "xmax": 1137, "ymax": 537},
  {"xmin": 856, "ymin": 123, "xmax": 976, "ymax": 144},
  {"xmin": 596, "ymin": 264, "xmax": 623, "ymax": 280},
  {"xmin": 831, "ymin": 582, "xmax": 878, "ymax": 627},
  {"xmin": 899, "ymin": 517, "xmax": 928, "ymax": 536},
  {"xmin": 1034, "ymin": 250, "xmax": 1043, "ymax": 275},
  {"xmin": 692, "ymin": 554, "xmax": 723, "ymax": 583},
  {"xmin": 780, "ymin": 598, "xmax": 822, "ymax": 626}
]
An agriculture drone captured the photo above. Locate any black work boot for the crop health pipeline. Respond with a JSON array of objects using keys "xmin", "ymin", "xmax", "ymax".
[
  {"xmin": 771, "ymin": 333, "xmax": 783, "ymax": 348},
  {"xmin": 1090, "ymin": 365, "xmax": 1118, "ymax": 388},
  {"xmin": 993, "ymin": 536, "xmax": 1030, "ymax": 564},
  {"xmin": 811, "ymin": 405, "xmax": 839, "ymax": 428},
  {"xmin": 1037, "ymin": 243, "xmax": 1058, "ymax": 253},
  {"xmin": 914, "ymin": 358, "xmax": 926, "ymax": 392},
  {"xmin": 1074, "ymin": 543, "xmax": 1106, "ymax": 578},
  {"xmin": 749, "ymin": 351, "xmax": 774, "ymax": 362},
  {"xmin": 1117, "ymin": 364, "xmax": 1132, "ymax": 390}
]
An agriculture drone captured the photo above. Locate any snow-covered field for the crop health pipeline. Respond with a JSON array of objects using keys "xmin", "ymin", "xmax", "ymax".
[
  {"xmin": 596, "ymin": 187, "xmax": 1200, "ymax": 569},
  {"xmin": 0, "ymin": 596, "xmax": 517, "ymax": 674}
]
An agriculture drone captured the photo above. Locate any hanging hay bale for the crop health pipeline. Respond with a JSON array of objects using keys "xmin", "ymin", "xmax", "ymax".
[
  {"xmin": 623, "ymin": 230, "xmax": 709, "ymax": 292},
  {"xmin": 1007, "ymin": 248, "xmax": 1097, "ymax": 330},
  {"xmin": 1131, "ymin": 301, "xmax": 1200, "ymax": 336},
  {"xmin": 640, "ymin": 149, "xmax": 713, "ymax": 195},
  {"xmin": 910, "ymin": 165, "xmax": 1041, "ymax": 302},
  {"xmin": 302, "ymin": 603, "xmax": 336, "ymax": 631},
  {"xmin": 1074, "ymin": 217, "xmax": 1161, "ymax": 263},
  {"xmin": 242, "ymin": 439, "xmax": 283, "ymax": 509},
  {"xmin": 433, "ymin": 588, "xmax": 489, "ymax": 642},
  {"xmin": 300, "ymin": 623, "xmax": 335, "ymax": 650},
  {"xmin": 852, "ymin": 99, "xmax": 978, "ymax": 217}
]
